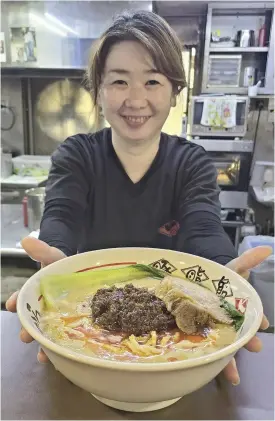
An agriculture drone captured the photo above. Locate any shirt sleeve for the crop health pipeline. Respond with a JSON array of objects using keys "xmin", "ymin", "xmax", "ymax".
[
  {"xmin": 39, "ymin": 135, "xmax": 92, "ymax": 257},
  {"xmin": 175, "ymin": 146, "xmax": 237, "ymax": 265}
]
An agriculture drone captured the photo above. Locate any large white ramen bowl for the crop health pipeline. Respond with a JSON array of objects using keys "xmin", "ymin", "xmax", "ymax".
[{"xmin": 17, "ymin": 248, "xmax": 263, "ymax": 412}]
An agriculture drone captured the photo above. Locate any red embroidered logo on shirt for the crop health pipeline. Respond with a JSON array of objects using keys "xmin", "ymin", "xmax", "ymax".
[{"xmin": 158, "ymin": 220, "xmax": 180, "ymax": 237}]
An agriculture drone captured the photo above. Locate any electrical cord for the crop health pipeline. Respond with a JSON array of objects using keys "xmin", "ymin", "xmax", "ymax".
[
  {"xmin": 253, "ymin": 101, "xmax": 264, "ymax": 143},
  {"xmin": 249, "ymin": 100, "xmax": 264, "ymax": 179},
  {"xmin": 1, "ymin": 104, "xmax": 16, "ymax": 131}
]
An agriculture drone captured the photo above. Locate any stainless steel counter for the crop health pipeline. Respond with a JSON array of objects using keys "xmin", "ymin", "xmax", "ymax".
[
  {"xmin": 1, "ymin": 175, "xmax": 47, "ymax": 190},
  {"xmin": 1, "ymin": 206, "xmax": 37, "ymax": 303}
]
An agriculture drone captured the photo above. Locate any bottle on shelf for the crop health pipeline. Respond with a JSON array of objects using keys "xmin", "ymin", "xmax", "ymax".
[{"xmin": 258, "ymin": 18, "xmax": 266, "ymax": 47}]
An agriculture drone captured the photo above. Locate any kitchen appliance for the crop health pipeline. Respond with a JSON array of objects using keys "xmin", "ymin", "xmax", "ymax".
[
  {"xmin": 23, "ymin": 187, "xmax": 45, "ymax": 232},
  {"xmin": 243, "ymin": 67, "xmax": 256, "ymax": 87},
  {"xmin": 207, "ymin": 55, "xmax": 242, "ymax": 88},
  {"xmin": 36, "ymin": 79, "xmax": 95, "ymax": 143},
  {"xmin": 250, "ymin": 161, "xmax": 275, "ymax": 207},
  {"xmin": 31, "ymin": 78, "xmax": 98, "ymax": 155},
  {"xmin": 189, "ymin": 96, "xmax": 249, "ymax": 139},
  {"xmin": 191, "ymin": 139, "xmax": 254, "ymax": 209},
  {"xmin": 236, "ymin": 30, "xmax": 255, "ymax": 47}
]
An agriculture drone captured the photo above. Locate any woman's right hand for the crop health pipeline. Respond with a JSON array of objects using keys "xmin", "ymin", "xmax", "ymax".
[{"xmin": 5, "ymin": 237, "xmax": 66, "ymax": 363}]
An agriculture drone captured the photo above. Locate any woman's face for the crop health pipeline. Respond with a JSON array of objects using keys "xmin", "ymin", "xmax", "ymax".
[{"xmin": 99, "ymin": 40, "xmax": 174, "ymax": 143}]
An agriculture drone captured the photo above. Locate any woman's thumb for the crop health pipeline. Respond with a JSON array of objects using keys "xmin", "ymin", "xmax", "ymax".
[{"xmin": 21, "ymin": 237, "xmax": 66, "ymax": 266}]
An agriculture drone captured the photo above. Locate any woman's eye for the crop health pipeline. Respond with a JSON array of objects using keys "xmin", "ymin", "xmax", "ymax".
[
  {"xmin": 113, "ymin": 80, "xmax": 127, "ymax": 85},
  {"xmin": 146, "ymin": 80, "xmax": 160, "ymax": 86}
]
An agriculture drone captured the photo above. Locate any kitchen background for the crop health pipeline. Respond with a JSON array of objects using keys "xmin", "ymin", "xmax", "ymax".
[{"xmin": 1, "ymin": 1, "xmax": 274, "ymax": 326}]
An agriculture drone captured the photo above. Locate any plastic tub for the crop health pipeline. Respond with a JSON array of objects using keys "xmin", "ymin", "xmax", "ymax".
[
  {"xmin": 239, "ymin": 236, "xmax": 274, "ymax": 326},
  {"xmin": 12, "ymin": 155, "xmax": 51, "ymax": 177}
]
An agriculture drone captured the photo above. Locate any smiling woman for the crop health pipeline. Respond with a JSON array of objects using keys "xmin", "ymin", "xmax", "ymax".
[
  {"xmin": 6, "ymin": 9, "xmax": 271, "ymax": 387},
  {"xmin": 36, "ymin": 9, "xmax": 239, "ymax": 266},
  {"xmin": 86, "ymin": 11, "xmax": 186, "ymax": 114},
  {"xmin": 99, "ymin": 41, "xmax": 176, "ymax": 144},
  {"xmin": 85, "ymin": 12, "xmax": 186, "ymax": 145}
]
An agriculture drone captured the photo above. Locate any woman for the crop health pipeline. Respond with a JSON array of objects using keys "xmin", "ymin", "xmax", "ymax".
[{"xmin": 6, "ymin": 10, "xmax": 270, "ymax": 385}]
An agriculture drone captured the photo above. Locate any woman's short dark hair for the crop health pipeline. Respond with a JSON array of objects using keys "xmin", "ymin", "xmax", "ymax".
[{"xmin": 86, "ymin": 10, "xmax": 186, "ymax": 113}]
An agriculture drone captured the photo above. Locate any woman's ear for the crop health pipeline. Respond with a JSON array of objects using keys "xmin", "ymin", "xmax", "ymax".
[
  {"xmin": 171, "ymin": 96, "xmax": 177, "ymax": 107},
  {"xmin": 97, "ymin": 89, "xmax": 102, "ymax": 108}
]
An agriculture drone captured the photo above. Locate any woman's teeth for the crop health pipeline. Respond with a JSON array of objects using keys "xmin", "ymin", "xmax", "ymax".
[{"xmin": 123, "ymin": 116, "xmax": 150, "ymax": 123}]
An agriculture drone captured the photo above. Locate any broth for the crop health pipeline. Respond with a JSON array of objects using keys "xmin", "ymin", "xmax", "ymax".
[{"xmin": 39, "ymin": 277, "xmax": 238, "ymax": 363}]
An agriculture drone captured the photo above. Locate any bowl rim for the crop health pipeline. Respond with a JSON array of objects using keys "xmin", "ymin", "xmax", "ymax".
[{"xmin": 17, "ymin": 247, "xmax": 263, "ymax": 372}]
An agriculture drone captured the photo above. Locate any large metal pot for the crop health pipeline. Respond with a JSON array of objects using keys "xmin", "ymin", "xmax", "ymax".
[{"xmin": 24, "ymin": 187, "xmax": 45, "ymax": 232}]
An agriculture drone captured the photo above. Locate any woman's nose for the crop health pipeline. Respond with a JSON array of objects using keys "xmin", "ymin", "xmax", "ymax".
[{"xmin": 125, "ymin": 86, "xmax": 148, "ymax": 108}]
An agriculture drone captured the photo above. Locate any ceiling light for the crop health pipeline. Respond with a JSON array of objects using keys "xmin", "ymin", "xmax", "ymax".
[
  {"xmin": 30, "ymin": 12, "xmax": 67, "ymax": 37},
  {"xmin": 44, "ymin": 13, "xmax": 79, "ymax": 36}
]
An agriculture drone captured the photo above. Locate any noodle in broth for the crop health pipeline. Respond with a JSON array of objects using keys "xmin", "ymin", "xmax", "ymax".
[{"xmin": 40, "ymin": 276, "xmax": 238, "ymax": 363}]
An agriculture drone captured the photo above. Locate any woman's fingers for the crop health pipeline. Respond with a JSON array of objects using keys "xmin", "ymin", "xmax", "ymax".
[
  {"xmin": 260, "ymin": 314, "xmax": 270, "ymax": 330},
  {"xmin": 244, "ymin": 335, "xmax": 263, "ymax": 352},
  {"xmin": 37, "ymin": 348, "xmax": 49, "ymax": 364},
  {"xmin": 5, "ymin": 291, "xmax": 35, "ymax": 343},
  {"xmin": 226, "ymin": 246, "xmax": 273, "ymax": 274},
  {"xmin": 21, "ymin": 237, "xmax": 66, "ymax": 266},
  {"xmin": 222, "ymin": 357, "xmax": 240, "ymax": 385},
  {"xmin": 5, "ymin": 290, "xmax": 19, "ymax": 312},
  {"xmin": 6, "ymin": 239, "xmax": 65, "ymax": 366},
  {"xmin": 20, "ymin": 327, "xmax": 34, "ymax": 343},
  {"xmin": 5, "ymin": 240, "xmax": 60, "ymax": 364}
]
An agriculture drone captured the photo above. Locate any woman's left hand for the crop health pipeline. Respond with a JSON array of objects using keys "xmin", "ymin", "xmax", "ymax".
[{"xmin": 222, "ymin": 246, "xmax": 272, "ymax": 385}]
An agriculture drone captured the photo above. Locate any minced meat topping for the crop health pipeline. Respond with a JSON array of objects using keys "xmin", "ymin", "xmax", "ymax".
[{"xmin": 90, "ymin": 284, "xmax": 176, "ymax": 336}]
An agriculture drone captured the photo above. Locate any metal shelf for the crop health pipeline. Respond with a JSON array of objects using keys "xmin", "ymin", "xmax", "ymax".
[
  {"xmin": 248, "ymin": 94, "xmax": 274, "ymax": 98},
  {"xmin": 202, "ymin": 4, "xmax": 274, "ymax": 94},
  {"xmin": 1, "ymin": 67, "xmax": 85, "ymax": 78},
  {"xmin": 202, "ymin": 87, "xmax": 273, "ymax": 95},
  {"xmin": 202, "ymin": 87, "xmax": 249, "ymax": 94},
  {"xmin": 1, "ymin": 175, "xmax": 48, "ymax": 190},
  {"xmin": 209, "ymin": 47, "xmax": 269, "ymax": 52}
]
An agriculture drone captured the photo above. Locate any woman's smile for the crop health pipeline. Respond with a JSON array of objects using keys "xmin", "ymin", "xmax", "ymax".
[{"xmin": 120, "ymin": 115, "xmax": 152, "ymax": 128}]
